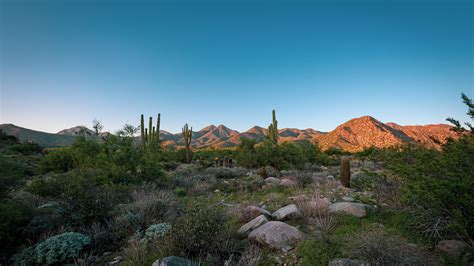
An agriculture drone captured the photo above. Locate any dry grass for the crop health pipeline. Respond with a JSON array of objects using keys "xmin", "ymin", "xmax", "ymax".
[{"xmin": 237, "ymin": 244, "xmax": 263, "ymax": 266}]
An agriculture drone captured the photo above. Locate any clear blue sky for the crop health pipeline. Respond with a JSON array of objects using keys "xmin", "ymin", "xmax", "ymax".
[{"xmin": 1, "ymin": 0, "xmax": 473, "ymax": 133}]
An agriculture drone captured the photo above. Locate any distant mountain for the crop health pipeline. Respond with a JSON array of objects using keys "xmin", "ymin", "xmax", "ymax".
[
  {"xmin": 57, "ymin": 126, "xmax": 95, "ymax": 136},
  {"xmin": 1, "ymin": 116, "xmax": 459, "ymax": 151},
  {"xmin": 0, "ymin": 124, "xmax": 76, "ymax": 147}
]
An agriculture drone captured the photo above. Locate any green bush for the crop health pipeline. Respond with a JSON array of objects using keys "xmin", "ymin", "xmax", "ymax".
[
  {"xmin": 38, "ymin": 148, "xmax": 76, "ymax": 173},
  {"xmin": 0, "ymin": 201, "xmax": 34, "ymax": 259},
  {"xmin": 10, "ymin": 142, "xmax": 43, "ymax": 155},
  {"xmin": 297, "ymin": 239, "xmax": 341, "ymax": 266},
  {"xmin": 27, "ymin": 169, "xmax": 127, "ymax": 225},
  {"xmin": 35, "ymin": 232, "xmax": 91, "ymax": 264},
  {"xmin": 164, "ymin": 205, "xmax": 240, "ymax": 263},
  {"xmin": 173, "ymin": 187, "xmax": 187, "ymax": 197}
]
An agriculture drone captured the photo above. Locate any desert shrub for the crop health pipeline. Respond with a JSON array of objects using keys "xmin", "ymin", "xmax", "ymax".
[
  {"xmin": 175, "ymin": 148, "xmax": 194, "ymax": 163},
  {"xmin": 0, "ymin": 156, "xmax": 32, "ymax": 199},
  {"xmin": 38, "ymin": 148, "xmax": 76, "ymax": 173},
  {"xmin": 145, "ymin": 223, "xmax": 171, "ymax": 240},
  {"xmin": 206, "ymin": 166, "xmax": 247, "ymax": 179},
  {"xmin": 235, "ymin": 138, "xmax": 259, "ymax": 168},
  {"xmin": 0, "ymin": 201, "xmax": 34, "ymax": 260},
  {"xmin": 28, "ymin": 169, "xmax": 127, "ymax": 225},
  {"xmin": 34, "ymin": 232, "xmax": 91, "ymax": 264},
  {"xmin": 10, "ymin": 246, "xmax": 36, "ymax": 265},
  {"xmin": 297, "ymin": 239, "xmax": 341, "ymax": 266},
  {"xmin": 164, "ymin": 205, "xmax": 241, "ymax": 263},
  {"xmin": 350, "ymin": 171, "xmax": 379, "ymax": 191},
  {"xmin": 171, "ymin": 164, "xmax": 213, "ymax": 189},
  {"xmin": 386, "ymin": 136, "xmax": 474, "ymax": 240},
  {"xmin": 86, "ymin": 219, "xmax": 130, "ymax": 255},
  {"xmin": 344, "ymin": 226, "xmax": 437, "ymax": 265},
  {"xmin": 174, "ymin": 187, "xmax": 187, "ymax": 197},
  {"xmin": 10, "ymin": 142, "xmax": 42, "ymax": 155},
  {"xmin": 120, "ymin": 187, "xmax": 179, "ymax": 231},
  {"xmin": 237, "ymin": 244, "xmax": 262, "ymax": 266}
]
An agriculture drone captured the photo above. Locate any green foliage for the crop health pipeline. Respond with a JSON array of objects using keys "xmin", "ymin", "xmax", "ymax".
[
  {"xmin": 35, "ymin": 232, "xmax": 91, "ymax": 264},
  {"xmin": 10, "ymin": 142, "xmax": 43, "ymax": 155},
  {"xmin": 297, "ymin": 239, "xmax": 341, "ymax": 266},
  {"xmin": 28, "ymin": 169, "xmax": 127, "ymax": 225},
  {"xmin": 0, "ymin": 201, "xmax": 34, "ymax": 259},
  {"xmin": 0, "ymin": 156, "xmax": 32, "ymax": 199},
  {"xmin": 350, "ymin": 171, "xmax": 380, "ymax": 191},
  {"xmin": 38, "ymin": 148, "xmax": 75, "ymax": 173},
  {"xmin": 164, "ymin": 205, "xmax": 240, "ymax": 262},
  {"xmin": 174, "ymin": 187, "xmax": 187, "ymax": 197},
  {"xmin": 376, "ymin": 136, "xmax": 474, "ymax": 240}
]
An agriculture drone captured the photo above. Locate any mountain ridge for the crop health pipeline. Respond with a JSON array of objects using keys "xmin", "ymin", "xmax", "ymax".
[{"xmin": 0, "ymin": 116, "xmax": 459, "ymax": 151}]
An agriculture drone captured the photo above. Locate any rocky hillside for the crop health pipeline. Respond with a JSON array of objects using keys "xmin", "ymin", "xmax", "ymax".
[{"xmin": 0, "ymin": 116, "xmax": 458, "ymax": 151}]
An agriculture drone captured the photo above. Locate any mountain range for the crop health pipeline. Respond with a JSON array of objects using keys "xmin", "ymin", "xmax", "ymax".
[{"xmin": 0, "ymin": 116, "xmax": 459, "ymax": 152}]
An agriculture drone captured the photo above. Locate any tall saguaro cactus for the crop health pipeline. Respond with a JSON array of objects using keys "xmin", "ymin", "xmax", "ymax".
[
  {"xmin": 156, "ymin": 113, "xmax": 161, "ymax": 142},
  {"xmin": 268, "ymin": 109, "xmax": 279, "ymax": 144},
  {"xmin": 140, "ymin": 113, "xmax": 161, "ymax": 147},
  {"xmin": 182, "ymin": 123, "xmax": 193, "ymax": 163},
  {"xmin": 141, "ymin": 115, "xmax": 145, "ymax": 147}
]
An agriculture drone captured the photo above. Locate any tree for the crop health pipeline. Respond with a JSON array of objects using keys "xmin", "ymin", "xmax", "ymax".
[
  {"xmin": 92, "ymin": 119, "xmax": 104, "ymax": 136},
  {"xmin": 447, "ymin": 93, "xmax": 474, "ymax": 134}
]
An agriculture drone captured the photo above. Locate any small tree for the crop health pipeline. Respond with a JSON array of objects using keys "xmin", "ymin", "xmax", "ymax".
[{"xmin": 92, "ymin": 119, "xmax": 103, "ymax": 136}]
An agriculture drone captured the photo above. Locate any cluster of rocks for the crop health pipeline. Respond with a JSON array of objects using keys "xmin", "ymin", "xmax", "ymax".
[{"xmin": 238, "ymin": 195, "xmax": 375, "ymax": 251}]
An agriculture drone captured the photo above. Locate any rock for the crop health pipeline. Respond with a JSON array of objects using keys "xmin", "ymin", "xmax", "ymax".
[
  {"xmin": 435, "ymin": 240, "xmax": 468, "ymax": 257},
  {"xmin": 248, "ymin": 221, "xmax": 305, "ymax": 250},
  {"xmin": 109, "ymin": 260, "xmax": 120, "ymax": 265},
  {"xmin": 329, "ymin": 202, "xmax": 373, "ymax": 217},
  {"xmin": 272, "ymin": 204, "xmax": 302, "ymax": 220},
  {"xmin": 328, "ymin": 258, "xmax": 370, "ymax": 266},
  {"xmin": 240, "ymin": 205, "xmax": 271, "ymax": 222},
  {"xmin": 238, "ymin": 215, "xmax": 268, "ymax": 235},
  {"xmin": 265, "ymin": 177, "xmax": 280, "ymax": 184},
  {"xmin": 342, "ymin": 196, "xmax": 355, "ymax": 202},
  {"xmin": 280, "ymin": 178, "xmax": 296, "ymax": 187},
  {"xmin": 152, "ymin": 256, "xmax": 197, "ymax": 266},
  {"xmin": 112, "ymin": 256, "xmax": 122, "ymax": 261}
]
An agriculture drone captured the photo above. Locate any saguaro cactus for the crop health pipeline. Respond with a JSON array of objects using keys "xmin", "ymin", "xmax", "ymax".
[
  {"xmin": 268, "ymin": 109, "xmax": 279, "ymax": 144},
  {"xmin": 141, "ymin": 114, "xmax": 145, "ymax": 147},
  {"xmin": 156, "ymin": 113, "xmax": 161, "ymax": 142},
  {"xmin": 340, "ymin": 156, "xmax": 351, "ymax": 187},
  {"xmin": 182, "ymin": 123, "xmax": 193, "ymax": 163},
  {"xmin": 140, "ymin": 113, "xmax": 161, "ymax": 147}
]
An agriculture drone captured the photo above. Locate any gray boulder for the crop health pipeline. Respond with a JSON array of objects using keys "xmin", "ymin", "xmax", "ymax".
[
  {"xmin": 329, "ymin": 202, "xmax": 373, "ymax": 217},
  {"xmin": 240, "ymin": 205, "xmax": 271, "ymax": 222},
  {"xmin": 272, "ymin": 204, "xmax": 302, "ymax": 220},
  {"xmin": 248, "ymin": 221, "xmax": 305, "ymax": 250},
  {"xmin": 435, "ymin": 240, "xmax": 468, "ymax": 257},
  {"xmin": 280, "ymin": 178, "xmax": 296, "ymax": 187},
  {"xmin": 238, "ymin": 215, "xmax": 268, "ymax": 235}
]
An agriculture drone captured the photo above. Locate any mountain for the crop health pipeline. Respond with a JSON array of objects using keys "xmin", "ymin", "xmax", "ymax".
[
  {"xmin": 57, "ymin": 126, "xmax": 95, "ymax": 136},
  {"xmin": 0, "ymin": 116, "xmax": 458, "ymax": 151},
  {"xmin": 386, "ymin": 123, "xmax": 457, "ymax": 149},
  {"xmin": 0, "ymin": 124, "xmax": 76, "ymax": 147}
]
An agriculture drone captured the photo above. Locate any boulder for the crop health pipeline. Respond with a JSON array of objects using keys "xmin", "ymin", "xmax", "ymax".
[
  {"xmin": 265, "ymin": 177, "xmax": 280, "ymax": 184},
  {"xmin": 240, "ymin": 205, "xmax": 271, "ymax": 222},
  {"xmin": 272, "ymin": 204, "xmax": 302, "ymax": 220},
  {"xmin": 328, "ymin": 258, "xmax": 370, "ymax": 266},
  {"xmin": 280, "ymin": 178, "xmax": 296, "ymax": 187},
  {"xmin": 238, "ymin": 215, "xmax": 268, "ymax": 235},
  {"xmin": 329, "ymin": 202, "xmax": 373, "ymax": 217},
  {"xmin": 152, "ymin": 256, "xmax": 197, "ymax": 266},
  {"xmin": 435, "ymin": 240, "xmax": 468, "ymax": 257},
  {"xmin": 248, "ymin": 221, "xmax": 305, "ymax": 250}
]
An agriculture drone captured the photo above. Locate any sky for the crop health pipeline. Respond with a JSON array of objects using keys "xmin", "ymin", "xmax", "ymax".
[{"xmin": 1, "ymin": 0, "xmax": 473, "ymax": 134}]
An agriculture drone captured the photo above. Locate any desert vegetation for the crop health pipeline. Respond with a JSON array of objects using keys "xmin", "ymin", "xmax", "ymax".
[{"xmin": 0, "ymin": 95, "xmax": 473, "ymax": 265}]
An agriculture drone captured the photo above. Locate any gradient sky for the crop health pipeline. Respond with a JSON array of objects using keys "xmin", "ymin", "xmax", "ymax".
[{"xmin": 1, "ymin": 0, "xmax": 473, "ymax": 134}]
